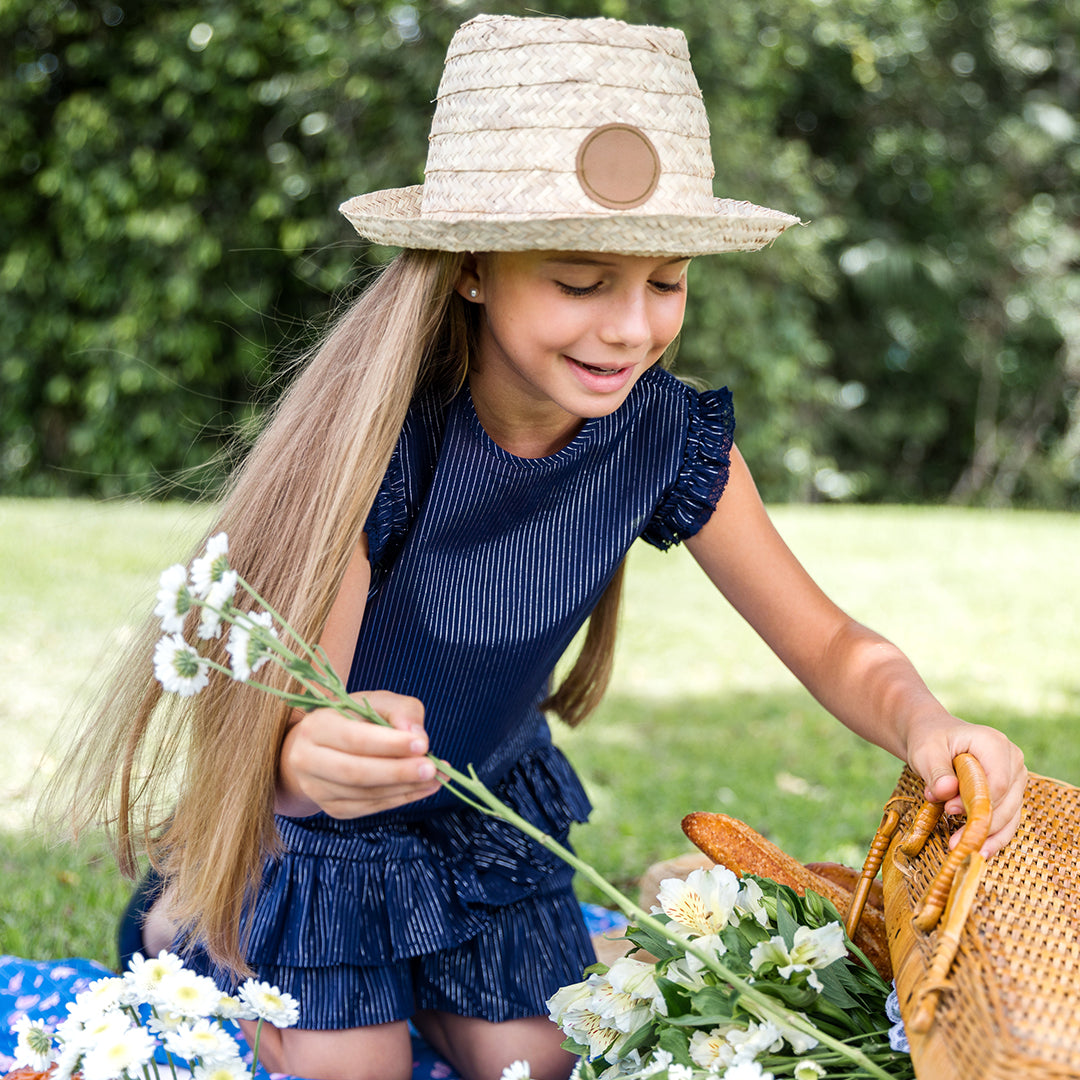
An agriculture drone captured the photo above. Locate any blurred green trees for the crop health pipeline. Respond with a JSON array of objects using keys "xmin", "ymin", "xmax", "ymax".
[{"xmin": 2, "ymin": 0, "xmax": 1077, "ymax": 505}]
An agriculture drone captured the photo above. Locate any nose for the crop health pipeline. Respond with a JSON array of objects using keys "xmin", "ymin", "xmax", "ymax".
[{"xmin": 598, "ymin": 291, "xmax": 652, "ymax": 350}]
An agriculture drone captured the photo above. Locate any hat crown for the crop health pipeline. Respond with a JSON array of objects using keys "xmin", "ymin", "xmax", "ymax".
[{"xmin": 420, "ymin": 14, "xmax": 716, "ymax": 220}]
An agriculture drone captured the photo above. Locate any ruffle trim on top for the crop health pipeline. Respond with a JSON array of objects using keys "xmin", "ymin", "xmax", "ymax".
[
  {"xmin": 641, "ymin": 385, "xmax": 735, "ymax": 550},
  {"xmin": 242, "ymin": 742, "xmax": 591, "ymax": 969}
]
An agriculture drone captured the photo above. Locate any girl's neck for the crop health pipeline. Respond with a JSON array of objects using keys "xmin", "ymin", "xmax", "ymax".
[{"xmin": 467, "ymin": 374, "xmax": 585, "ymax": 459}]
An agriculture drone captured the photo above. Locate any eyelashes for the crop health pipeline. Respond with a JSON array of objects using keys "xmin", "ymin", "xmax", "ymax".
[{"xmin": 554, "ymin": 280, "xmax": 685, "ymax": 297}]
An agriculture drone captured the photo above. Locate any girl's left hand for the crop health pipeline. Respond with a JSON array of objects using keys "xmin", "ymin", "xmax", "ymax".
[{"xmin": 905, "ymin": 718, "xmax": 1027, "ymax": 857}]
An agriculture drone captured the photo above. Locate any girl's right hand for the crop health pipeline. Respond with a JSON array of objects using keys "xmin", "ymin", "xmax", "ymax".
[{"xmin": 276, "ymin": 690, "xmax": 442, "ymax": 819}]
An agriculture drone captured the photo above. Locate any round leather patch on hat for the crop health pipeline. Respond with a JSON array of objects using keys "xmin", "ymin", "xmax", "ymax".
[{"xmin": 576, "ymin": 124, "xmax": 661, "ymax": 209}]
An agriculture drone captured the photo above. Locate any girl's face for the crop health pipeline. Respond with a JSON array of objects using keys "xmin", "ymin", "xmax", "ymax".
[{"xmin": 461, "ymin": 250, "xmax": 690, "ymax": 456}]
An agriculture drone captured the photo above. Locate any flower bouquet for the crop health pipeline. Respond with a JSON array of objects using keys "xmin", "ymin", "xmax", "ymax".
[
  {"xmin": 10, "ymin": 533, "xmax": 912, "ymax": 1080},
  {"xmin": 7, "ymin": 952, "xmax": 298, "ymax": 1080}
]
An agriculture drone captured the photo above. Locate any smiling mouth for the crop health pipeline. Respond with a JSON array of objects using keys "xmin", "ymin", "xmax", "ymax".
[{"xmin": 570, "ymin": 357, "xmax": 627, "ymax": 376}]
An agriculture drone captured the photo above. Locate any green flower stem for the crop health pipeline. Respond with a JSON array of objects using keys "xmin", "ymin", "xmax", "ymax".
[
  {"xmin": 190, "ymin": 575, "xmax": 894, "ymax": 1080},
  {"xmin": 249, "ymin": 1018, "xmax": 264, "ymax": 1080},
  {"xmin": 420, "ymin": 757, "xmax": 894, "ymax": 1080}
]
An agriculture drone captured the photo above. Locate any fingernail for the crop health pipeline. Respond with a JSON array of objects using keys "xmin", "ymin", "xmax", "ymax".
[
  {"xmin": 418, "ymin": 762, "xmax": 436, "ymax": 780},
  {"xmin": 410, "ymin": 738, "xmax": 425, "ymax": 754}
]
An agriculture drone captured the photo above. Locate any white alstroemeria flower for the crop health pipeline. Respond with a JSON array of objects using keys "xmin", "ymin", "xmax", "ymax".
[
  {"xmin": 193, "ymin": 1063, "xmax": 252, "ymax": 1080},
  {"xmin": 12, "ymin": 1016, "xmax": 57, "ymax": 1071},
  {"xmin": 225, "ymin": 610, "xmax": 277, "ymax": 682},
  {"xmin": 593, "ymin": 956, "xmax": 668, "ymax": 1024},
  {"xmin": 77, "ymin": 1016, "xmax": 156, "ymax": 1080},
  {"xmin": 749, "ymin": 922, "xmax": 846, "ymax": 991},
  {"xmin": 155, "ymin": 564, "xmax": 194, "ymax": 633},
  {"xmin": 190, "ymin": 533, "xmax": 230, "ymax": 597},
  {"xmin": 741, "ymin": 1001, "xmax": 820, "ymax": 1056},
  {"xmin": 735, "ymin": 877, "xmax": 770, "ymax": 928},
  {"xmin": 793, "ymin": 1061, "xmax": 827, "ymax": 1080},
  {"xmin": 499, "ymin": 1062, "xmax": 533, "ymax": 1080},
  {"xmin": 667, "ymin": 1065, "xmax": 696, "ymax": 1080},
  {"xmin": 654, "ymin": 866, "xmax": 741, "ymax": 937},
  {"xmin": 153, "ymin": 633, "xmax": 210, "ymax": 697},
  {"xmin": 157, "ymin": 968, "xmax": 225, "ymax": 1018},
  {"xmin": 197, "ymin": 569, "xmax": 239, "ymax": 640},
  {"xmin": 722, "ymin": 1062, "xmax": 774, "ymax": 1080},
  {"xmin": 727, "ymin": 1019, "xmax": 783, "ymax": 1063},
  {"xmin": 164, "ymin": 1018, "xmax": 243, "ymax": 1067},
  {"xmin": 580, "ymin": 972, "xmax": 653, "ymax": 1036},
  {"xmin": 124, "ymin": 950, "xmax": 185, "ymax": 1000},
  {"xmin": 238, "ymin": 979, "xmax": 300, "ymax": 1028},
  {"xmin": 546, "ymin": 981, "xmax": 623, "ymax": 1059},
  {"xmin": 689, "ymin": 1025, "xmax": 739, "ymax": 1071}
]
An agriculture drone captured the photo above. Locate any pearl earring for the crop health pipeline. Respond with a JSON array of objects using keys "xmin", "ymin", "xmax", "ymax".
[{"xmin": 468, "ymin": 288, "xmax": 478, "ymax": 299}]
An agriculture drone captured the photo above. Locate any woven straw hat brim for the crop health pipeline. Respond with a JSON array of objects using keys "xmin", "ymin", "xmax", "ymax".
[{"xmin": 340, "ymin": 186, "xmax": 801, "ymax": 257}]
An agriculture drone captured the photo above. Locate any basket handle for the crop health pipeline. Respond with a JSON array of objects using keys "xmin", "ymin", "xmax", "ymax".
[
  {"xmin": 909, "ymin": 752, "xmax": 991, "ymax": 930},
  {"xmin": 845, "ymin": 754, "xmax": 992, "ymax": 1035},
  {"xmin": 845, "ymin": 753, "xmax": 991, "ymax": 937}
]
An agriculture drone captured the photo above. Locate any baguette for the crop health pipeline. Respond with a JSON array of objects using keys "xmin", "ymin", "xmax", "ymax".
[{"xmin": 682, "ymin": 811, "xmax": 891, "ymax": 980}]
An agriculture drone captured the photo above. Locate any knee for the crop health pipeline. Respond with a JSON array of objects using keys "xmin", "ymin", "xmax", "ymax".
[{"xmin": 252, "ymin": 1022, "xmax": 413, "ymax": 1080}]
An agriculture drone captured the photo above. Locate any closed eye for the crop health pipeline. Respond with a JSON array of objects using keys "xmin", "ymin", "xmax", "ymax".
[
  {"xmin": 555, "ymin": 281, "xmax": 602, "ymax": 297},
  {"xmin": 650, "ymin": 278, "xmax": 686, "ymax": 294}
]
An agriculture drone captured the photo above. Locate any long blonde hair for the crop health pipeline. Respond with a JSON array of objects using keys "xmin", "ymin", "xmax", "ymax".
[{"xmin": 48, "ymin": 248, "xmax": 626, "ymax": 975}]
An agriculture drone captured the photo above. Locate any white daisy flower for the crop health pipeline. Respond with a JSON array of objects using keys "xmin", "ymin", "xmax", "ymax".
[
  {"xmin": 66, "ymin": 976, "xmax": 127, "ymax": 1023},
  {"xmin": 12, "ymin": 1016, "xmax": 57, "ymax": 1071},
  {"xmin": 191, "ymin": 533, "xmax": 230, "ymax": 597},
  {"xmin": 237, "ymin": 979, "xmax": 300, "ymax": 1028},
  {"xmin": 499, "ymin": 1062, "xmax": 533, "ymax": 1080},
  {"xmin": 210, "ymin": 992, "xmax": 256, "ymax": 1023},
  {"xmin": 653, "ymin": 866, "xmax": 741, "ymax": 937},
  {"xmin": 78, "ymin": 1018, "xmax": 157, "ymax": 1080},
  {"xmin": 124, "ymin": 950, "xmax": 186, "ymax": 1000},
  {"xmin": 192, "ymin": 1062, "xmax": 252, "ymax": 1080},
  {"xmin": 163, "ymin": 1018, "xmax": 243, "ymax": 1067},
  {"xmin": 225, "ymin": 610, "xmax": 277, "ymax": 683},
  {"xmin": 154, "ymin": 564, "xmax": 194, "ymax": 634},
  {"xmin": 197, "ymin": 569, "xmax": 239, "ymax": 640},
  {"xmin": 156, "ymin": 968, "xmax": 226, "ymax": 1018},
  {"xmin": 153, "ymin": 633, "xmax": 210, "ymax": 697},
  {"xmin": 146, "ymin": 1009, "xmax": 187, "ymax": 1035}
]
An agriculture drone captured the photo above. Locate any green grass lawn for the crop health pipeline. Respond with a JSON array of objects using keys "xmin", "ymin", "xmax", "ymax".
[{"xmin": 1, "ymin": 497, "xmax": 1077, "ymax": 967}]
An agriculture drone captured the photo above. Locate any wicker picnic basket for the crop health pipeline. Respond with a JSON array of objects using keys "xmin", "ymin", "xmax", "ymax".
[{"xmin": 847, "ymin": 754, "xmax": 1080, "ymax": 1080}]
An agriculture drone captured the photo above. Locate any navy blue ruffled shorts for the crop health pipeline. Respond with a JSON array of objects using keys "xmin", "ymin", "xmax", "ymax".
[{"xmin": 185, "ymin": 744, "xmax": 597, "ymax": 1029}]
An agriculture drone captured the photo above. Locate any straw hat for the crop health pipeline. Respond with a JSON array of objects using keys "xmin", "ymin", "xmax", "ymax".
[{"xmin": 339, "ymin": 14, "xmax": 800, "ymax": 257}]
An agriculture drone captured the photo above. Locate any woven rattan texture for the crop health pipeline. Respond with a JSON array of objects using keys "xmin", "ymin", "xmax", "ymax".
[{"xmin": 886, "ymin": 769, "xmax": 1080, "ymax": 1080}]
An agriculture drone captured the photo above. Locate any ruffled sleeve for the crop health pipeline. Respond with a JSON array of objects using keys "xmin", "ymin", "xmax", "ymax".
[
  {"xmin": 640, "ymin": 385, "xmax": 735, "ymax": 550},
  {"xmin": 362, "ymin": 442, "xmax": 408, "ymax": 571}
]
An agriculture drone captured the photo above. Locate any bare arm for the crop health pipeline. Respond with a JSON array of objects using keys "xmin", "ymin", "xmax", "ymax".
[
  {"xmin": 275, "ymin": 535, "xmax": 441, "ymax": 818},
  {"xmin": 685, "ymin": 446, "xmax": 1026, "ymax": 855}
]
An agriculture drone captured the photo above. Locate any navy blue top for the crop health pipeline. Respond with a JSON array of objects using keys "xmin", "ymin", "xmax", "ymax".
[
  {"xmin": 349, "ymin": 365, "xmax": 735, "ymax": 817},
  {"xmin": 196, "ymin": 365, "xmax": 737, "ymax": 996}
]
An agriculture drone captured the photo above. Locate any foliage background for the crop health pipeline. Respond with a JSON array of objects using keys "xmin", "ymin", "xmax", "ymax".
[{"xmin": 2, "ymin": 0, "xmax": 1078, "ymax": 505}]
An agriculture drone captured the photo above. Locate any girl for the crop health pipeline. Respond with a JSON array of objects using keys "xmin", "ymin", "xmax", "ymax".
[{"xmin": 55, "ymin": 15, "xmax": 1026, "ymax": 1080}]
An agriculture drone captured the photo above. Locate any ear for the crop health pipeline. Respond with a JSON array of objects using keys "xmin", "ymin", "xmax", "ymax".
[{"xmin": 455, "ymin": 253, "xmax": 483, "ymax": 302}]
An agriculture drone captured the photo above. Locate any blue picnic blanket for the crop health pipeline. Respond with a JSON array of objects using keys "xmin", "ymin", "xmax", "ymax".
[{"xmin": 0, "ymin": 904, "xmax": 626, "ymax": 1080}]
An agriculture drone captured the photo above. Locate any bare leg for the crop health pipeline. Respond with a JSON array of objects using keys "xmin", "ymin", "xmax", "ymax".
[
  {"xmin": 238, "ymin": 1018, "xmax": 414, "ymax": 1080},
  {"xmin": 414, "ymin": 1010, "xmax": 576, "ymax": 1080}
]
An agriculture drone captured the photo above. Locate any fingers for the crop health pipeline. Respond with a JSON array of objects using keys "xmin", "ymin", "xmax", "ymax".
[
  {"xmin": 279, "ymin": 691, "xmax": 442, "ymax": 819},
  {"xmin": 910, "ymin": 721, "xmax": 1027, "ymax": 859}
]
